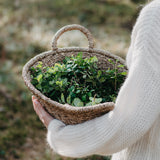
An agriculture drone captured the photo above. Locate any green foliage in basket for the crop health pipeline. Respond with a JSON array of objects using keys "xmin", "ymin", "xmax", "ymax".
[{"xmin": 30, "ymin": 52, "xmax": 127, "ymax": 107}]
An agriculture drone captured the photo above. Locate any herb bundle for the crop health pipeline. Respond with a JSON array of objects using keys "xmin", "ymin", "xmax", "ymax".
[{"xmin": 30, "ymin": 53, "xmax": 126, "ymax": 107}]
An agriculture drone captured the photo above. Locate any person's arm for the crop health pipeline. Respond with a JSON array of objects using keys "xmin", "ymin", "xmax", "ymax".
[
  {"xmin": 32, "ymin": 96, "xmax": 54, "ymax": 128},
  {"xmin": 46, "ymin": 50, "xmax": 160, "ymax": 158},
  {"xmin": 46, "ymin": 3, "xmax": 160, "ymax": 157}
]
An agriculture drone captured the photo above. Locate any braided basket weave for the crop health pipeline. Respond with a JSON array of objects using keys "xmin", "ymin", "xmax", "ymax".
[{"xmin": 22, "ymin": 24, "xmax": 127, "ymax": 125}]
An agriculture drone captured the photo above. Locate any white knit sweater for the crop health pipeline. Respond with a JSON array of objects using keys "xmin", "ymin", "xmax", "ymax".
[{"xmin": 47, "ymin": 1, "xmax": 160, "ymax": 159}]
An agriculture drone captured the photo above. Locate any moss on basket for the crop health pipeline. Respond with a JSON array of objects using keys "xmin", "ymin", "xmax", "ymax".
[{"xmin": 30, "ymin": 52, "xmax": 126, "ymax": 107}]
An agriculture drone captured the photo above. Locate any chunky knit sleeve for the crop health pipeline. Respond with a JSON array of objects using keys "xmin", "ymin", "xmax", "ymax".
[{"xmin": 47, "ymin": 2, "xmax": 160, "ymax": 158}]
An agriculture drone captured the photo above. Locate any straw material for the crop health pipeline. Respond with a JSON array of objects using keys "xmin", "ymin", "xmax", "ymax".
[{"xmin": 22, "ymin": 24, "xmax": 127, "ymax": 125}]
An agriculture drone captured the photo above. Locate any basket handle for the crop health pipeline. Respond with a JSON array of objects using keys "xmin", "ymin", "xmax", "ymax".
[{"xmin": 52, "ymin": 24, "xmax": 94, "ymax": 50}]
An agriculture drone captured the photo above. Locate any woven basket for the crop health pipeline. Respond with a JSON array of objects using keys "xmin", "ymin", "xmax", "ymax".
[{"xmin": 22, "ymin": 24, "xmax": 127, "ymax": 125}]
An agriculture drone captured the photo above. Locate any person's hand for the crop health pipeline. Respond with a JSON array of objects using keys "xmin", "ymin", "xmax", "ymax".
[{"xmin": 32, "ymin": 96, "xmax": 54, "ymax": 128}]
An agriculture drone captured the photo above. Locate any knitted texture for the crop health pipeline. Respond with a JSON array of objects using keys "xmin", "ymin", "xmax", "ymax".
[{"xmin": 47, "ymin": 1, "xmax": 160, "ymax": 159}]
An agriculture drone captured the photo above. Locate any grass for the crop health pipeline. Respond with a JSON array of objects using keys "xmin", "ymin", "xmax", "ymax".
[{"xmin": 0, "ymin": 0, "xmax": 147, "ymax": 159}]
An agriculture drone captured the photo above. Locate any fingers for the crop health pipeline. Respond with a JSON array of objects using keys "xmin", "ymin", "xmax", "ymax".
[
  {"xmin": 32, "ymin": 96, "xmax": 43, "ymax": 115},
  {"xmin": 32, "ymin": 95, "xmax": 36, "ymax": 101},
  {"xmin": 32, "ymin": 96, "xmax": 54, "ymax": 128}
]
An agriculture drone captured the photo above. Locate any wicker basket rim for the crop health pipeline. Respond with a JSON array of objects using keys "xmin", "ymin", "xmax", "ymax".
[{"xmin": 22, "ymin": 47, "xmax": 127, "ymax": 112}]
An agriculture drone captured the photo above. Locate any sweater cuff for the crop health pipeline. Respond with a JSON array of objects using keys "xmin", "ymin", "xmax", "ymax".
[
  {"xmin": 47, "ymin": 119, "xmax": 66, "ymax": 152},
  {"xmin": 48, "ymin": 119, "xmax": 65, "ymax": 131}
]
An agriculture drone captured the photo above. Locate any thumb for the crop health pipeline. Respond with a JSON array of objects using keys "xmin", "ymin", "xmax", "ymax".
[{"xmin": 32, "ymin": 97, "xmax": 54, "ymax": 128}]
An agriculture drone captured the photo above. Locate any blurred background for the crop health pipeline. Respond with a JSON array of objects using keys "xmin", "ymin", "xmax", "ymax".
[{"xmin": 0, "ymin": 0, "xmax": 148, "ymax": 159}]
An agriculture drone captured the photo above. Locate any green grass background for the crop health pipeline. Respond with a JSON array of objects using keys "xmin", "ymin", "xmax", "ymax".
[{"xmin": 0, "ymin": 0, "xmax": 148, "ymax": 159}]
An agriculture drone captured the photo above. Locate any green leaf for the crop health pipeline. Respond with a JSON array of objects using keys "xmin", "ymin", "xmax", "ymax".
[
  {"xmin": 37, "ymin": 74, "xmax": 43, "ymax": 82},
  {"xmin": 76, "ymin": 90, "xmax": 81, "ymax": 94},
  {"xmin": 99, "ymin": 77, "xmax": 106, "ymax": 83},
  {"xmin": 47, "ymin": 68, "xmax": 54, "ymax": 73},
  {"xmin": 61, "ymin": 93, "xmax": 65, "ymax": 103},
  {"xmin": 78, "ymin": 101, "xmax": 84, "ymax": 107},
  {"xmin": 97, "ymin": 70, "xmax": 102, "ymax": 79},
  {"xmin": 62, "ymin": 78, "xmax": 68, "ymax": 85},
  {"xmin": 76, "ymin": 52, "xmax": 83, "ymax": 61},
  {"xmin": 120, "ymin": 72, "xmax": 127, "ymax": 75},
  {"xmin": 36, "ymin": 83, "xmax": 42, "ymax": 90},
  {"xmin": 56, "ymin": 81, "xmax": 63, "ymax": 87},
  {"xmin": 54, "ymin": 63, "xmax": 62, "ymax": 68},
  {"xmin": 49, "ymin": 80, "xmax": 55, "ymax": 85},
  {"xmin": 92, "ymin": 101, "xmax": 96, "ymax": 105},
  {"xmin": 87, "ymin": 92, "xmax": 92, "ymax": 97},
  {"xmin": 64, "ymin": 56, "xmax": 70, "ymax": 63},
  {"xmin": 83, "ymin": 74, "xmax": 87, "ymax": 79},
  {"xmin": 90, "ymin": 56, "xmax": 98, "ymax": 63},
  {"xmin": 108, "ymin": 59, "xmax": 114, "ymax": 64},
  {"xmin": 36, "ymin": 61, "xmax": 43, "ymax": 68},
  {"xmin": 73, "ymin": 98, "xmax": 84, "ymax": 107},
  {"xmin": 86, "ymin": 79, "xmax": 93, "ymax": 83},
  {"xmin": 30, "ymin": 67, "xmax": 35, "ymax": 71},
  {"xmin": 89, "ymin": 97, "xmax": 94, "ymax": 101},
  {"xmin": 69, "ymin": 86, "xmax": 75, "ymax": 92},
  {"xmin": 82, "ymin": 95, "xmax": 87, "ymax": 102},
  {"xmin": 77, "ymin": 52, "xmax": 83, "ymax": 58},
  {"xmin": 85, "ymin": 102, "xmax": 92, "ymax": 106},
  {"xmin": 94, "ymin": 98, "xmax": 102, "ymax": 104},
  {"xmin": 117, "ymin": 64, "xmax": 124, "ymax": 68},
  {"xmin": 66, "ymin": 95, "xmax": 71, "ymax": 104},
  {"xmin": 112, "ymin": 97, "xmax": 116, "ymax": 103},
  {"xmin": 73, "ymin": 98, "xmax": 81, "ymax": 104}
]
